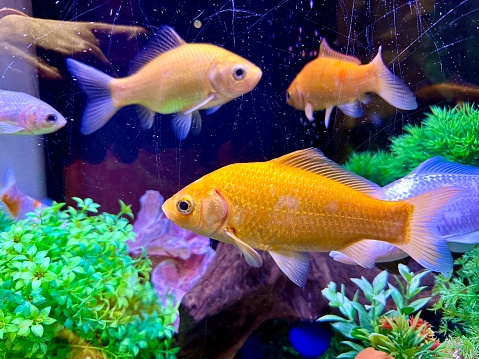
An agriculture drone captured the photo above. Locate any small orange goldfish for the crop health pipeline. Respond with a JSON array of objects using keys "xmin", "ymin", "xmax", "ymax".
[
  {"xmin": 162, "ymin": 148, "xmax": 461, "ymax": 287},
  {"xmin": 0, "ymin": 166, "xmax": 47, "ymax": 219},
  {"xmin": 67, "ymin": 26, "xmax": 262, "ymax": 139},
  {"xmin": 286, "ymin": 39, "xmax": 417, "ymax": 128}
]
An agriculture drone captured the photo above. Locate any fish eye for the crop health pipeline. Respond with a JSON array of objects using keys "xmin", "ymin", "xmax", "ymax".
[
  {"xmin": 176, "ymin": 197, "xmax": 194, "ymax": 215},
  {"xmin": 46, "ymin": 114, "xmax": 57, "ymax": 123},
  {"xmin": 232, "ymin": 66, "xmax": 246, "ymax": 80},
  {"xmin": 285, "ymin": 91, "xmax": 291, "ymax": 102}
]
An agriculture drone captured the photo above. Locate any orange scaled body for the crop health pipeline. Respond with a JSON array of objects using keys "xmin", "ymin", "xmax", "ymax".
[{"xmin": 163, "ymin": 149, "xmax": 460, "ymax": 286}]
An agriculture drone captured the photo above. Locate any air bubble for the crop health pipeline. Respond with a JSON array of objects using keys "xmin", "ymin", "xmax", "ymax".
[{"xmin": 193, "ymin": 20, "xmax": 202, "ymax": 29}]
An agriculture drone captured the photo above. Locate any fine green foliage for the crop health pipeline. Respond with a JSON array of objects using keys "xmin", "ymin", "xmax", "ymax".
[
  {"xmin": 0, "ymin": 197, "xmax": 179, "ymax": 359},
  {"xmin": 344, "ymin": 104, "xmax": 479, "ymax": 186},
  {"xmin": 318, "ymin": 264, "xmax": 443, "ymax": 358},
  {"xmin": 0, "ymin": 208, "xmax": 13, "ymax": 232},
  {"xmin": 433, "ymin": 246, "xmax": 479, "ymax": 359}
]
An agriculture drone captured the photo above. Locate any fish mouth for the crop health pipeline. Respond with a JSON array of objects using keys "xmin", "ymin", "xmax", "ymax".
[{"xmin": 161, "ymin": 200, "xmax": 174, "ymax": 221}]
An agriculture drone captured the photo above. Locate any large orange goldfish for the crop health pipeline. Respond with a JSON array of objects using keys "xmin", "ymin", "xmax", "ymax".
[
  {"xmin": 67, "ymin": 26, "xmax": 262, "ymax": 139},
  {"xmin": 286, "ymin": 39, "xmax": 417, "ymax": 128},
  {"xmin": 162, "ymin": 148, "xmax": 461, "ymax": 287}
]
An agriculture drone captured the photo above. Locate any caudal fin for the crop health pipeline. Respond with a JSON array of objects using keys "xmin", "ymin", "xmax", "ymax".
[
  {"xmin": 66, "ymin": 58, "xmax": 117, "ymax": 135},
  {"xmin": 370, "ymin": 47, "xmax": 417, "ymax": 111},
  {"xmin": 397, "ymin": 186, "xmax": 465, "ymax": 274}
]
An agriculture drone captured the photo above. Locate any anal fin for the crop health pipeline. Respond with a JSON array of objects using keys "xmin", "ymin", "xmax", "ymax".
[{"xmin": 269, "ymin": 250, "xmax": 309, "ymax": 287}]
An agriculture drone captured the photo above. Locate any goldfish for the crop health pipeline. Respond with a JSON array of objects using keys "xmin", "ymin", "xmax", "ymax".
[
  {"xmin": 162, "ymin": 148, "xmax": 462, "ymax": 287},
  {"xmin": 0, "ymin": 166, "xmax": 48, "ymax": 219},
  {"xmin": 286, "ymin": 39, "xmax": 417, "ymax": 128},
  {"xmin": 331, "ymin": 157, "xmax": 479, "ymax": 265},
  {"xmin": 0, "ymin": 90, "xmax": 67, "ymax": 135},
  {"xmin": 67, "ymin": 26, "xmax": 262, "ymax": 139}
]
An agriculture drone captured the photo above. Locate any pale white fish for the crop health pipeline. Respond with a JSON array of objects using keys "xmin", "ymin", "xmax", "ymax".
[
  {"xmin": 330, "ymin": 156, "xmax": 479, "ymax": 265},
  {"xmin": 0, "ymin": 90, "xmax": 67, "ymax": 135}
]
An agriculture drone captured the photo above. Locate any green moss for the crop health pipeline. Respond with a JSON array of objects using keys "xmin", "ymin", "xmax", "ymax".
[
  {"xmin": 0, "ymin": 198, "xmax": 178, "ymax": 359},
  {"xmin": 344, "ymin": 104, "xmax": 479, "ymax": 185}
]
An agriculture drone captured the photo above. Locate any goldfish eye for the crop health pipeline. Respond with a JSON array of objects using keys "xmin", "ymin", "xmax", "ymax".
[
  {"xmin": 46, "ymin": 114, "xmax": 57, "ymax": 123},
  {"xmin": 177, "ymin": 197, "xmax": 194, "ymax": 215},
  {"xmin": 232, "ymin": 66, "xmax": 246, "ymax": 80},
  {"xmin": 285, "ymin": 91, "xmax": 291, "ymax": 102}
]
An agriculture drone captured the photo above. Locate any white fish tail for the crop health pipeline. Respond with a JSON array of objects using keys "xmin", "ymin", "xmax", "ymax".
[
  {"xmin": 66, "ymin": 59, "xmax": 117, "ymax": 135},
  {"xmin": 371, "ymin": 47, "xmax": 417, "ymax": 111},
  {"xmin": 396, "ymin": 186, "xmax": 465, "ymax": 274}
]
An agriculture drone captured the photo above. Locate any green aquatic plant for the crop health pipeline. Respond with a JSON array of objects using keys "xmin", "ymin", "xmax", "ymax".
[
  {"xmin": 318, "ymin": 264, "xmax": 444, "ymax": 358},
  {"xmin": 0, "ymin": 208, "xmax": 13, "ymax": 232},
  {"xmin": 0, "ymin": 198, "xmax": 178, "ymax": 359},
  {"xmin": 433, "ymin": 246, "xmax": 479, "ymax": 359},
  {"xmin": 344, "ymin": 103, "xmax": 479, "ymax": 186}
]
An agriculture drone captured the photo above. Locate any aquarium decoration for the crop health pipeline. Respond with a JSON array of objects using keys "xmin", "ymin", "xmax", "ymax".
[
  {"xmin": 128, "ymin": 190, "xmax": 216, "ymax": 330},
  {"xmin": 318, "ymin": 264, "xmax": 443, "ymax": 358},
  {"xmin": 0, "ymin": 198, "xmax": 178, "ymax": 358},
  {"xmin": 344, "ymin": 104, "xmax": 479, "ymax": 186},
  {"xmin": 433, "ymin": 246, "xmax": 479, "ymax": 359}
]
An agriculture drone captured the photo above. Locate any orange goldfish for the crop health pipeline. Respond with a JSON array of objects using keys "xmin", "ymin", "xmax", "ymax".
[
  {"xmin": 0, "ymin": 166, "xmax": 48, "ymax": 219},
  {"xmin": 67, "ymin": 26, "xmax": 262, "ymax": 139},
  {"xmin": 162, "ymin": 148, "xmax": 461, "ymax": 287},
  {"xmin": 286, "ymin": 39, "xmax": 417, "ymax": 128}
]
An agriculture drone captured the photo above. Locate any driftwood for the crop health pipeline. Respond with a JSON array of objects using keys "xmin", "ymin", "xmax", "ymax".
[{"xmin": 178, "ymin": 242, "xmax": 434, "ymax": 359}]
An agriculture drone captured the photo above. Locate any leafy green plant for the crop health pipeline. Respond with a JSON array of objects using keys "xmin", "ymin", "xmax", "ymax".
[
  {"xmin": 0, "ymin": 197, "xmax": 179, "ymax": 358},
  {"xmin": 0, "ymin": 207, "xmax": 13, "ymax": 232},
  {"xmin": 318, "ymin": 264, "xmax": 443, "ymax": 358},
  {"xmin": 344, "ymin": 103, "xmax": 479, "ymax": 186},
  {"xmin": 433, "ymin": 246, "xmax": 479, "ymax": 359}
]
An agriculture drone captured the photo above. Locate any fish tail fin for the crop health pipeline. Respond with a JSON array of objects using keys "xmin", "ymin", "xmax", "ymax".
[
  {"xmin": 66, "ymin": 58, "xmax": 118, "ymax": 135},
  {"xmin": 396, "ymin": 186, "xmax": 465, "ymax": 274},
  {"xmin": 370, "ymin": 47, "xmax": 417, "ymax": 111},
  {"xmin": 0, "ymin": 164, "xmax": 15, "ymax": 198}
]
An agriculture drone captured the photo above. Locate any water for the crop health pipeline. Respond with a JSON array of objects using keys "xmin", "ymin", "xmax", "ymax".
[{"xmin": 0, "ymin": 0, "xmax": 478, "ymax": 358}]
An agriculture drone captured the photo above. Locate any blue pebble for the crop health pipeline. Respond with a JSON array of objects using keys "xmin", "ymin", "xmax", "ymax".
[{"xmin": 289, "ymin": 321, "xmax": 332, "ymax": 358}]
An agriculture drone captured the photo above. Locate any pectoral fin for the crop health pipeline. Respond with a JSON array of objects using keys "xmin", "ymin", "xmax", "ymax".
[
  {"xmin": 226, "ymin": 229, "xmax": 263, "ymax": 268},
  {"xmin": 0, "ymin": 123, "xmax": 25, "ymax": 134},
  {"xmin": 185, "ymin": 94, "xmax": 216, "ymax": 114},
  {"xmin": 269, "ymin": 250, "xmax": 310, "ymax": 287}
]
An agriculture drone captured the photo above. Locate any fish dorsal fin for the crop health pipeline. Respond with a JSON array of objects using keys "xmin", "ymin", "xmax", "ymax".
[
  {"xmin": 318, "ymin": 38, "xmax": 361, "ymax": 65},
  {"xmin": 410, "ymin": 156, "xmax": 479, "ymax": 176},
  {"xmin": 129, "ymin": 26, "xmax": 186, "ymax": 75},
  {"xmin": 271, "ymin": 148, "xmax": 385, "ymax": 199}
]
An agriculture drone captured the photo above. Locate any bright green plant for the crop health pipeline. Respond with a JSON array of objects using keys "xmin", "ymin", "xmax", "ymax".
[
  {"xmin": 318, "ymin": 264, "xmax": 444, "ymax": 358},
  {"xmin": 0, "ymin": 208, "xmax": 13, "ymax": 232},
  {"xmin": 344, "ymin": 103, "xmax": 479, "ymax": 186},
  {"xmin": 433, "ymin": 246, "xmax": 479, "ymax": 359},
  {"xmin": 0, "ymin": 198, "xmax": 179, "ymax": 359}
]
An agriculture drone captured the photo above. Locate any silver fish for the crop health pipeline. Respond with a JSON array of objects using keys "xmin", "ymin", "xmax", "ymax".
[
  {"xmin": 331, "ymin": 156, "xmax": 479, "ymax": 265},
  {"xmin": 0, "ymin": 90, "xmax": 67, "ymax": 135}
]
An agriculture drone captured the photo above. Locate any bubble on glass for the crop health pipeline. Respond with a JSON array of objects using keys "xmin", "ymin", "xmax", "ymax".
[{"xmin": 193, "ymin": 19, "xmax": 202, "ymax": 29}]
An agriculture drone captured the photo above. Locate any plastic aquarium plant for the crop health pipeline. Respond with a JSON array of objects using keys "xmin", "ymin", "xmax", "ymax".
[
  {"xmin": 318, "ymin": 264, "xmax": 444, "ymax": 358},
  {"xmin": 344, "ymin": 103, "xmax": 479, "ymax": 186},
  {"xmin": 433, "ymin": 246, "xmax": 479, "ymax": 359},
  {"xmin": 0, "ymin": 197, "xmax": 178, "ymax": 359}
]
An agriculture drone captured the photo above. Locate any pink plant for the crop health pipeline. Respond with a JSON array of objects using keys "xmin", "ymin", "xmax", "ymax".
[{"xmin": 128, "ymin": 190, "xmax": 216, "ymax": 329}]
